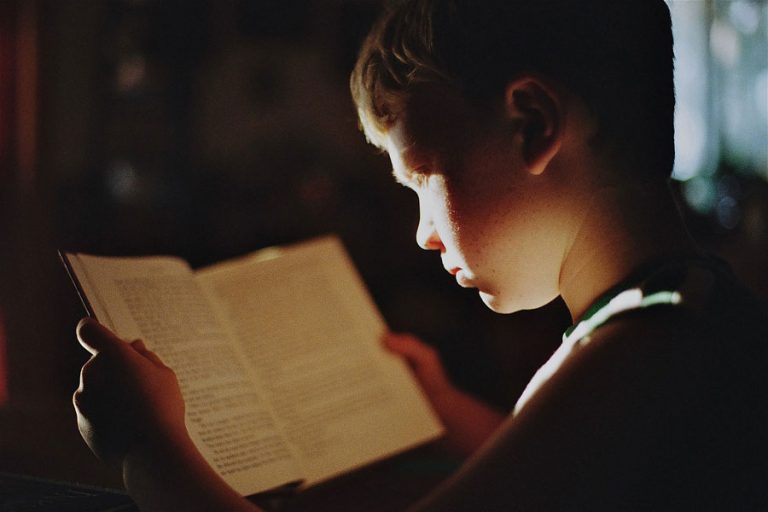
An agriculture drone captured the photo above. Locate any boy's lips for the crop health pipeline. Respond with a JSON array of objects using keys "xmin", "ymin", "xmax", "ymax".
[{"xmin": 448, "ymin": 267, "xmax": 473, "ymax": 288}]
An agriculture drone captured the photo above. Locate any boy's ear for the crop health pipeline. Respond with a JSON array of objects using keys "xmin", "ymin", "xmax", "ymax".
[{"xmin": 504, "ymin": 76, "xmax": 563, "ymax": 175}]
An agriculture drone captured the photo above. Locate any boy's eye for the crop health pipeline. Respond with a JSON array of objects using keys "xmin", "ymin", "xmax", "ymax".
[
  {"xmin": 410, "ymin": 166, "xmax": 431, "ymax": 186},
  {"xmin": 404, "ymin": 172, "xmax": 433, "ymax": 191},
  {"xmin": 411, "ymin": 172, "xmax": 428, "ymax": 187}
]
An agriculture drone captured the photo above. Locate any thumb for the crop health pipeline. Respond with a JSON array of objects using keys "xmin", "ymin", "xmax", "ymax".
[{"xmin": 76, "ymin": 318, "xmax": 123, "ymax": 355}]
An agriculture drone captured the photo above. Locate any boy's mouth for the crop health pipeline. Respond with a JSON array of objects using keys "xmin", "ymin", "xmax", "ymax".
[{"xmin": 454, "ymin": 270, "xmax": 474, "ymax": 288}]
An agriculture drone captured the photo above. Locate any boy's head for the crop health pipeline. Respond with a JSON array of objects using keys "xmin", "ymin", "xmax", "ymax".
[
  {"xmin": 350, "ymin": 0, "xmax": 678, "ymax": 315},
  {"xmin": 351, "ymin": 0, "xmax": 675, "ymax": 179}
]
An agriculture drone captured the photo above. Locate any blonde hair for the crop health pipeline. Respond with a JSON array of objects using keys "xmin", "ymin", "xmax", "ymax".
[
  {"xmin": 349, "ymin": 1, "xmax": 449, "ymax": 149},
  {"xmin": 349, "ymin": 0, "xmax": 676, "ymax": 177}
]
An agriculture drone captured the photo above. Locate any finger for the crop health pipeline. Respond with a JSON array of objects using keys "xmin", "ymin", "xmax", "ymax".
[
  {"xmin": 73, "ymin": 388, "xmax": 96, "ymax": 421},
  {"xmin": 72, "ymin": 401, "xmax": 112, "ymax": 463},
  {"xmin": 78, "ymin": 355, "xmax": 102, "ymax": 392},
  {"xmin": 76, "ymin": 318, "xmax": 124, "ymax": 355},
  {"xmin": 130, "ymin": 339, "xmax": 168, "ymax": 368},
  {"xmin": 74, "ymin": 356, "xmax": 106, "ymax": 417},
  {"xmin": 384, "ymin": 333, "xmax": 452, "ymax": 394},
  {"xmin": 73, "ymin": 400, "xmax": 97, "ymax": 451},
  {"xmin": 384, "ymin": 333, "xmax": 438, "ymax": 366}
]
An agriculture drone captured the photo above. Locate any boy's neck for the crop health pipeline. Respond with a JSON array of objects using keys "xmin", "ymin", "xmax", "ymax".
[{"xmin": 558, "ymin": 179, "xmax": 696, "ymax": 321}]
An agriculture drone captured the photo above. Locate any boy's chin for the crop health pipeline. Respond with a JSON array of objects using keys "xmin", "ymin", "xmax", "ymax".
[
  {"xmin": 479, "ymin": 291, "xmax": 518, "ymax": 314},
  {"xmin": 480, "ymin": 290, "xmax": 550, "ymax": 314}
]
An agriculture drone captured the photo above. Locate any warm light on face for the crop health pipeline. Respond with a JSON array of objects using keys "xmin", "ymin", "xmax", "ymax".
[{"xmin": 384, "ymin": 121, "xmax": 559, "ymax": 315}]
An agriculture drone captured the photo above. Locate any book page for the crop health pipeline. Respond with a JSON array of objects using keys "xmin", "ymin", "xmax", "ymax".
[
  {"xmin": 196, "ymin": 237, "xmax": 443, "ymax": 485},
  {"xmin": 66, "ymin": 254, "xmax": 303, "ymax": 496}
]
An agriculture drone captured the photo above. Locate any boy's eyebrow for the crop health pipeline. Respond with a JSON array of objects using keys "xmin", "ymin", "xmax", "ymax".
[{"xmin": 389, "ymin": 142, "xmax": 421, "ymax": 186}]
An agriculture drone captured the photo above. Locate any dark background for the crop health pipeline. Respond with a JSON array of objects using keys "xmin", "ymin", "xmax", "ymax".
[{"xmin": 0, "ymin": 0, "xmax": 766, "ymax": 488}]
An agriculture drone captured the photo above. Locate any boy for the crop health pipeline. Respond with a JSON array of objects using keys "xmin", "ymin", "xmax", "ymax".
[{"xmin": 74, "ymin": 0, "xmax": 767, "ymax": 510}]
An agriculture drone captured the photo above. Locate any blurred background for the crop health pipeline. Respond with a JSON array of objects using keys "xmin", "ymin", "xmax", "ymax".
[{"xmin": 0, "ymin": 0, "xmax": 766, "ymax": 487}]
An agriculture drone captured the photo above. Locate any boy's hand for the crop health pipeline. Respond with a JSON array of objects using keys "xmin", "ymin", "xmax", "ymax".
[
  {"xmin": 75, "ymin": 320, "xmax": 261, "ymax": 511},
  {"xmin": 73, "ymin": 319, "xmax": 187, "ymax": 464},
  {"xmin": 384, "ymin": 332, "xmax": 506, "ymax": 457},
  {"xmin": 384, "ymin": 333, "xmax": 454, "ymax": 401}
]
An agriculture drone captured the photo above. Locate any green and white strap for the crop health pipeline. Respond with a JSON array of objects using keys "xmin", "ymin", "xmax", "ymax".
[{"xmin": 563, "ymin": 288, "xmax": 683, "ymax": 346}]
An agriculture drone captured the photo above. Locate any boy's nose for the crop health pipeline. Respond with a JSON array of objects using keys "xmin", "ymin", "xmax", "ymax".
[{"xmin": 416, "ymin": 216, "xmax": 444, "ymax": 251}]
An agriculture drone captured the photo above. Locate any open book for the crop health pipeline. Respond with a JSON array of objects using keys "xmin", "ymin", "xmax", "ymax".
[{"xmin": 61, "ymin": 236, "xmax": 443, "ymax": 496}]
